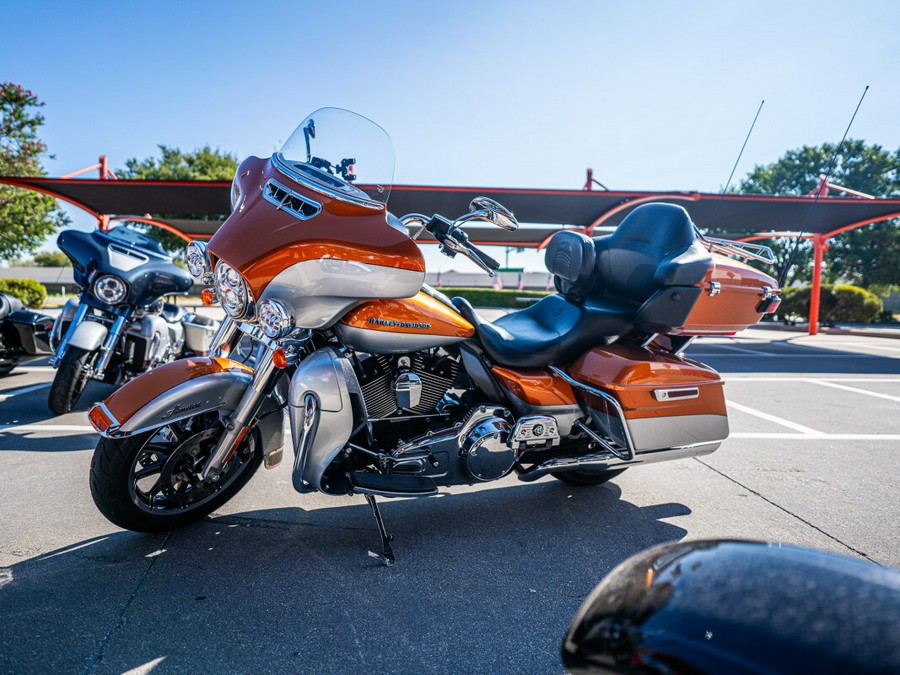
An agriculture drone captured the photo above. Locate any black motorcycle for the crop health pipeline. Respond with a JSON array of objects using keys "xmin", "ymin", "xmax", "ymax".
[
  {"xmin": 562, "ymin": 539, "xmax": 900, "ymax": 674},
  {"xmin": 48, "ymin": 226, "xmax": 219, "ymax": 414},
  {"xmin": 0, "ymin": 293, "xmax": 54, "ymax": 376}
]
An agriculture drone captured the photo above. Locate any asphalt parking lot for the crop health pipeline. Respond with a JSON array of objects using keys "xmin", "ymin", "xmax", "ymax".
[{"xmin": 1, "ymin": 327, "xmax": 898, "ymax": 673}]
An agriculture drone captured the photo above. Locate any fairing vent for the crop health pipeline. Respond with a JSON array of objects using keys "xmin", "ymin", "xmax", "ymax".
[{"xmin": 262, "ymin": 179, "xmax": 322, "ymax": 221}]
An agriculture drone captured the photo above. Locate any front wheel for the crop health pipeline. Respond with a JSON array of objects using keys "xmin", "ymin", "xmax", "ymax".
[
  {"xmin": 48, "ymin": 346, "xmax": 94, "ymax": 415},
  {"xmin": 552, "ymin": 467, "xmax": 626, "ymax": 486},
  {"xmin": 89, "ymin": 411, "xmax": 261, "ymax": 532}
]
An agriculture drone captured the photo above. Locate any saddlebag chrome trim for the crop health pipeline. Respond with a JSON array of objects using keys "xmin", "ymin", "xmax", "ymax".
[{"xmin": 549, "ymin": 364, "xmax": 636, "ymax": 456}]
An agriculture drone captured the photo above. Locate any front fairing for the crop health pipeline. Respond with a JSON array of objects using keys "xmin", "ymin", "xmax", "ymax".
[
  {"xmin": 207, "ymin": 155, "xmax": 424, "ymax": 328},
  {"xmin": 208, "ymin": 156, "xmax": 424, "ymax": 305},
  {"xmin": 57, "ymin": 229, "xmax": 193, "ymax": 307}
]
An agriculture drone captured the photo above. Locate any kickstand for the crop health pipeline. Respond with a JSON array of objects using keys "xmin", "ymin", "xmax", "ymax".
[{"xmin": 364, "ymin": 493, "xmax": 395, "ymax": 566}]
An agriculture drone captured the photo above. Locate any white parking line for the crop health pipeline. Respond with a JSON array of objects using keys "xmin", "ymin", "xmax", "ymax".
[
  {"xmin": 806, "ymin": 379, "xmax": 900, "ymax": 403},
  {"xmin": 0, "ymin": 383, "xmax": 51, "ymax": 403},
  {"xmin": 715, "ymin": 344, "xmax": 765, "ymax": 355},
  {"xmin": 730, "ymin": 432, "xmax": 900, "ymax": 440},
  {"xmin": 725, "ymin": 377, "xmax": 900, "ymax": 382},
  {"xmin": 0, "ymin": 424, "xmax": 96, "ymax": 433},
  {"xmin": 12, "ymin": 366, "xmax": 54, "ymax": 372},
  {"xmin": 810, "ymin": 341, "xmax": 900, "ymax": 353},
  {"xmin": 725, "ymin": 400, "xmax": 826, "ymax": 436},
  {"xmin": 690, "ymin": 353, "xmax": 879, "ymax": 358}
]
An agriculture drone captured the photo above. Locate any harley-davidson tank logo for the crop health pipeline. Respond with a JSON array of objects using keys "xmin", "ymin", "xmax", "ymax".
[
  {"xmin": 161, "ymin": 401, "xmax": 202, "ymax": 419},
  {"xmin": 368, "ymin": 317, "xmax": 431, "ymax": 330}
]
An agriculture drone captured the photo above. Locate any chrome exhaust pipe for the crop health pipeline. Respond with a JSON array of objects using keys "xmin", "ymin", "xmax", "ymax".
[{"xmin": 517, "ymin": 441, "xmax": 721, "ymax": 483}]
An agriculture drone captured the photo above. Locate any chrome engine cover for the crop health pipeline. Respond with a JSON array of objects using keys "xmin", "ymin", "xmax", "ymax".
[{"xmin": 457, "ymin": 406, "xmax": 516, "ymax": 482}]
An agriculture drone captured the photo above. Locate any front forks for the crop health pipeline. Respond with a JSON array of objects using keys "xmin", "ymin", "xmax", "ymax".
[{"xmin": 200, "ymin": 324, "xmax": 283, "ymax": 483}]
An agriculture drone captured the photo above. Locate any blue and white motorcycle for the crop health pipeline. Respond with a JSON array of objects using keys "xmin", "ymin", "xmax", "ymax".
[{"xmin": 49, "ymin": 226, "xmax": 219, "ymax": 414}]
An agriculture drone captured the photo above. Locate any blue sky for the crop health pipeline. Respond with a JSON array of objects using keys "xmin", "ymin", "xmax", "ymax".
[{"xmin": 3, "ymin": 0, "xmax": 898, "ymax": 270}]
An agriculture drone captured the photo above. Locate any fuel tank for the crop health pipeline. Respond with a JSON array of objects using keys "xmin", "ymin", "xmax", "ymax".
[{"xmin": 333, "ymin": 291, "xmax": 474, "ymax": 354}]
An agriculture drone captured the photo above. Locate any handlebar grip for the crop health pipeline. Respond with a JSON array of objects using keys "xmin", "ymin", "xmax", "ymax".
[{"xmin": 468, "ymin": 244, "xmax": 500, "ymax": 271}]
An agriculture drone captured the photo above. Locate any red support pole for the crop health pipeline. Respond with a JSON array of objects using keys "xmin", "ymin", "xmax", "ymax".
[
  {"xmin": 808, "ymin": 234, "xmax": 827, "ymax": 336},
  {"xmin": 584, "ymin": 168, "xmax": 593, "ymax": 191},
  {"xmin": 99, "ymin": 155, "xmax": 108, "ymax": 180},
  {"xmin": 98, "ymin": 214, "xmax": 110, "ymax": 233}
]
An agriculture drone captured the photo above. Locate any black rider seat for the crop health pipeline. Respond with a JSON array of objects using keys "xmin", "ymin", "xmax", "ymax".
[
  {"xmin": 0, "ymin": 293, "xmax": 24, "ymax": 321},
  {"xmin": 453, "ymin": 294, "xmax": 635, "ymax": 369},
  {"xmin": 453, "ymin": 203, "xmax": 713, "ymax": 369}
]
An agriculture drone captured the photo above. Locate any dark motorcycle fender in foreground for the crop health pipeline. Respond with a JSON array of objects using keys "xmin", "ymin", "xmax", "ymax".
[
  {"xmin": 562, "ymin": 539, "xmax": 900, "ymax": 674},
  {"xmin": 89, "ymin": 356, "xmax": 286, "ymax": 466}
]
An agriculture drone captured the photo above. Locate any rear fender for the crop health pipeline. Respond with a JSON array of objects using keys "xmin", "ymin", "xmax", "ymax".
[
  {"xmin": 89, "ymin": 356, "xmax": 285, "ymax": 461},
  {"xmin": 69, "ymin": 321, "xmax": 107, "ymax": 351}
]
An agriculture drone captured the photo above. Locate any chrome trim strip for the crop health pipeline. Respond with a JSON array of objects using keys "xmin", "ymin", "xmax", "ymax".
[
  {"xmin": 291, "ymin": 393, "xmax": 319, "ymax": 493},
  {"xmin": 652, "ymin": 387, "xmax": 700, "ymax": 402},
  {"xmin": 549, "ymin": 365, "xmax": 637, "ymax": 454},
  {"xmin": 272, "ymin": 153, "xmax": 385, "ymax": 211},
  {"xmin": 262, "ymin": 178, "xmax": 322, "ymax": 221}
]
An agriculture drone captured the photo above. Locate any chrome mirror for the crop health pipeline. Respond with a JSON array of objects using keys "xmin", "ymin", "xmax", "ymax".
[{"xmin": 468, "ymin": 197, "xmax": 518, "ymax": 231}]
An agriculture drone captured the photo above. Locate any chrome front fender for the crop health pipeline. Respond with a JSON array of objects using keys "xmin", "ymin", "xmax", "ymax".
[
  {"xmin": 69, "ymin": 320, "xmax": 107, "ymax": 352},
  {"xmin": 288, "ymin": 348, "xmax": 363, "ymax": 493}
]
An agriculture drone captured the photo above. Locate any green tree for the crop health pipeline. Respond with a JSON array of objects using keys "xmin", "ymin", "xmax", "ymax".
[
  {"xmin": 118, "ymin": 145, "xmax": 237, "ymax": 254},
  {"xmin": 0, "ymin": 82, "xmax": 69, "ymax": 261},
  {"xmin": 739, "ymin": 140, "xmax": 900, "ymax": 288},
  {"xmin": 32, "ymin": 250, "xmax": 70, "ymax": 266}
]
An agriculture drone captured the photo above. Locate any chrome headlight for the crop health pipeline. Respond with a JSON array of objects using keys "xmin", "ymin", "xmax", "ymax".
[
  {"xmin": 93, "ymin": 275, "xmax": 128, "ymax": 305},
  {"xmin": 215, "ymin": 261, "xmax": 252, "ymax": 318},
  {"xmin": 258, "ymin": 299, "xmax": 294, "ymax": 339},
  {"xmin": 185, "ymin": 241, "xmax": 213, "ymax": 284}
]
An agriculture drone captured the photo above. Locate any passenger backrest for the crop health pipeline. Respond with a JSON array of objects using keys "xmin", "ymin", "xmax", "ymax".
[
  {"xmin": 544, "ymin": 230, "xmax": 596, "ymax": 302},
  {"xmin": 594, "ymin": 203, "xmax": 709, "ymax": 304}
]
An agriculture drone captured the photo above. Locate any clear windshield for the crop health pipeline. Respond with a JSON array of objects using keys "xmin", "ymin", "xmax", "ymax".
[
  {"xmin": 106, "ymin": 226, "xmax": 167, "ymax": 256},
  {"xmin": 276, "ymin": 107, "xmax": 394, "ymax": 208}
]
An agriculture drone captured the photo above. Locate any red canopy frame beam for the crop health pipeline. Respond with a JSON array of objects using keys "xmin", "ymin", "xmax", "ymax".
[{"xmin": 739, "ymin": 206, "xmax": 900, "ymax": 335}]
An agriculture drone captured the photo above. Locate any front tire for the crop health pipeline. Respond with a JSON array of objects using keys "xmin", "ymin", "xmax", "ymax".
[
  {"xmin": 90, "ymin": 412, "xmax": 261, "ymax": 532},
  {"xmin": 48, "ymin": 347, "xmax": 94, "ymax": 415},
  {"xmin": 552, "ymin": 468, "xmax": 626, "ymax": 486}
]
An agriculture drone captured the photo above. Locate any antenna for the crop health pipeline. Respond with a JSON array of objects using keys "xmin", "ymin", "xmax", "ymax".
[
  {"xmin": 693, "ymin": 99, "xmax": 773, "ymax": 263},
  {"xmin": 721, "ymin": 99, "xmax": 766, "ymax": 200},
  {"xmin": 776, "ymin": 85, "xmax": 870, "ymax": 288}
]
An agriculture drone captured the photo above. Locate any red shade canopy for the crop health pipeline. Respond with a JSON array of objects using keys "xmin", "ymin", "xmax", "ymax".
[{"xmin": 2, "ymin": 176, "xmax": 900, "ymax": 244}]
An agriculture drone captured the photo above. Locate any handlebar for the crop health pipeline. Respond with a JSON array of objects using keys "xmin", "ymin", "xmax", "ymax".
[{"xmin": 400, "ymin": 197, "xmax": 517, "ymax": 278}]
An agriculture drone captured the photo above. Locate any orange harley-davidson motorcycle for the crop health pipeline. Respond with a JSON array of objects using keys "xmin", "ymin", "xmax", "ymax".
[{"xmin": 88, "ymin": 108, "xmax": 780, "ymax": 564}]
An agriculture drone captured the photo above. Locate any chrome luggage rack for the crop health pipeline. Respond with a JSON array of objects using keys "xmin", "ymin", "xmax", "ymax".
[{"xmin": 694, "ymin": 227, "xmax": 776, "ymax": 264}]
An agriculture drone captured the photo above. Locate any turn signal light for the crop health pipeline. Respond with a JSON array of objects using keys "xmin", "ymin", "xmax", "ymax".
[
  {"xmin": 89, "ymin": 405, "xmax": 114, "ymax": 434},
  {"xmin": 201, "ymin": 288, "xmax": 215, "ymax": 306},
  {"xmin": 272, "ymin": 348, "xmax": 287, "ymax": 369}
]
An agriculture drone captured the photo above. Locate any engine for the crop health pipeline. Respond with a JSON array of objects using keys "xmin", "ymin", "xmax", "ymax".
[{"xmin": 352, "ymin": 349, "xmax": 460, "ymax": 419}]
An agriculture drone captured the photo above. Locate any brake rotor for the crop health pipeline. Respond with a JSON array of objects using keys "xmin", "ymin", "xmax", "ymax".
[{"xmin": 157, "ymin": 427, "xmax": 220, "ymax": 506}]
